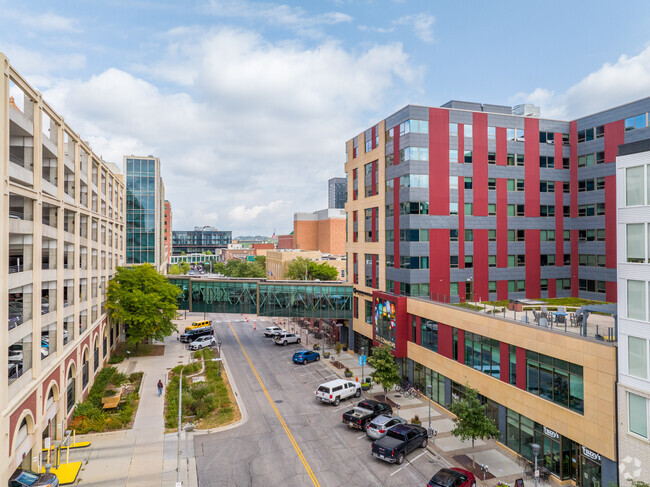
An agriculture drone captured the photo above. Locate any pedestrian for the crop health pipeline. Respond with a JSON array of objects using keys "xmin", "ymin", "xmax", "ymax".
[{"xmin": 157, "ymin": 380, "xmax": 164, "ymax": 397}]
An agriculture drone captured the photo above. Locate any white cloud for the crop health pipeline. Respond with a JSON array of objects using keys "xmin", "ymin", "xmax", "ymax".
[
  {"xmin": 28, "ymin": 13, "xmax": 81, "ymax": 33},
  {"xmin": 40, "ymin": 27, "xmax": 422, "ymax": 235},
  {"xmin": 205, "ymin": 0, "xmax": 352, "ymax": 37},
  {"xmin": 3, "ymin": 44, "xmax": 85, "ymax": 80},
  {"xmin": 511, "ymin": 45, "xmax": 650, "ymax": 120},
  {"xmin": 396, "ymin": 13, "xmax": 435, "ymax": 43},
  {"xmin": 358, "ymin": 25, "xmax": 395, "ymax": 34}
]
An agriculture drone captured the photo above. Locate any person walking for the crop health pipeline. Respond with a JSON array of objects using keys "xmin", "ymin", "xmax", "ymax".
[{"xmin": 157, "ymin": 380, "xmax": 164, "ymax": 397}]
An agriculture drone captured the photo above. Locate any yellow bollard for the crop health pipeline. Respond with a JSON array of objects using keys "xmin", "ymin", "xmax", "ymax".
[
  {"xmin": 66, "ymin": 443, "xmax": 70, "ymax": 464},
  {"xmin": 72, "ymin": 430, "xmax": 76, "ymax": 446}
]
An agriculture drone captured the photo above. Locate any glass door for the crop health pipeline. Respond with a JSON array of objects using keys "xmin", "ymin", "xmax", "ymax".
[{"xmin": 580, "ymin": 456, "xmax": 601, "ymax": 487}]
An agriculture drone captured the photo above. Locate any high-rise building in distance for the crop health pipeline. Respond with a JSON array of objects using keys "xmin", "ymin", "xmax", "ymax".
[{"xmin": 328, "ymin": 177, "xmax": 347, "ymax": 209}]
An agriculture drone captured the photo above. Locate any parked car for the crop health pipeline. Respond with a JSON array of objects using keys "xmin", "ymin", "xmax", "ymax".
[
  {"xmin": 263, "ymin": 326, "xmax": 283, "ymax": 337},
  {"xmin": 342, "ymin": 400, "xmax": 393, "ymax": 430},
  {"xmin": 189, "ymin": 335, "xmax": 216, "ymax": 350},
  {"xmin": 180, "ymin": 326, "xmax": 214, "ymax": 343},
  {"xmin": 9, "ymin": 468, "xmax": 59, "ymax": 486},
  {"xmin": 184, "ymin": 320, "xmax": 211, "ymax": 333},
  {"xmin": 292, "ymin": 350, "xmax": 320, "ymax": 364},
  {"xmin": 366, "ymin": 414, "xmax": 407, "ymax": 440},
  {"xmin": 315, "ymin": 379, "xmax": 361, "ymax": 406},
  {"xmin": 273, "ymin": 332, "xmax": 301, "ymax": 346},
  {"xmin": 371, "ymin": 423, "xmax": 428, "ymax": 464},
  {"xmin": 427, "ymin": 468, "xmax": 476, "ymax": 487}
]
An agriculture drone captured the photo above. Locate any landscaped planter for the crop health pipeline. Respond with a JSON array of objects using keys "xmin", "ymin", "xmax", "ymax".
[
  {"xmin": 313, "ymin": 344, "xmax": 320, "ymax": 350},
  {"xmin": 361, "ymin": 383, "xmax": 372, "ymax": 391},
  {"xmin": 344, "ymin": 371, "xmax": 353, "ymax": 378},
  {"xmin": 322, "ymin": 352, "xmax": 330, "ymax": 358}
]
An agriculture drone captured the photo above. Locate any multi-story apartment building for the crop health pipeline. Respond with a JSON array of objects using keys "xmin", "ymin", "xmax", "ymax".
[
  {"xmin": 616, "ymin": 139, "xmax": 650, "ymax": 483},
  {"xmin": 172, "ymin": 227, "xmax": 232, "ymax": 255},
  {"xmin": 1, "ymin": 53, "xmax": 126, "ymax": 483},
  {"xmin": 328, "ymin": 177, "xmax": 347, "ymax": 209},
  {"xmin": 345, "ymin": 98, "xmax": 650, "ymax": 486},
  {"xmin": 164, "ymin": 200, "xmax": 172, "ymax": 265},
  {"xmin": 125, "ymin": 155, "xmax": 166, "ymax": 271}
]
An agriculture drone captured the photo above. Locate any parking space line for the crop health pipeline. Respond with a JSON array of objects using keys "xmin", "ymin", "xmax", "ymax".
[
  {"xmin": 227, "ymin": 321, "xmax": 321, "ymax": 487},
  {"xmin": 356, "ymin": 434, "xmax": 366, "ymax": 440},
  {"xmin": 389, "ymin": 451, "xmax": 427, "ymax": 477}
]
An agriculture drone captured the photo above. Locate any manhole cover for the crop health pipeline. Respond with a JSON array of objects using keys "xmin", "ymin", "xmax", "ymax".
[{"xmin": 274, "ymin": 400, "xmax": 283, "ymax": 404}]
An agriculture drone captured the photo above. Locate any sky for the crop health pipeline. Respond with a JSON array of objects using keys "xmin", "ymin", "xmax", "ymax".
[{"xmin": 2, "ymin": 0, "xmax": 650, "ymax": 236}]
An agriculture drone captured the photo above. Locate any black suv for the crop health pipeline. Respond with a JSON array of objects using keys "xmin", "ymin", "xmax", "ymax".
[{"xmin": 180, "ymin": 326, "xmax": 214, "ymax": 343}]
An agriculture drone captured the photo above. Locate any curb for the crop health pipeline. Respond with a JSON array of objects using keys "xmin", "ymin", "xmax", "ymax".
[{"xmin": 191, "ymin": 350, "xmax": 249, "ymax": 435}]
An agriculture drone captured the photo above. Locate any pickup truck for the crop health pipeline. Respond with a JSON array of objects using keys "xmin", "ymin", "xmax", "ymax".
[
  {"xmin": 315, "ymin": 379, "xmax": 361, "ymax": 406},
  {"xmin": 371, "ymin": 424, "xmax": 428, "ymax": 465},
  {"xmin": 341, "ymin": 400, "xmax": 393, "ymax": 430}
]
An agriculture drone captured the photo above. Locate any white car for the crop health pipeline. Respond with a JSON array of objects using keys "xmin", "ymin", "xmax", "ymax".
[
  {"xmin": 273, "ymin": 332, "xmax": 301, "ymax": 346},
  {"xmin": 189, "ymin": 335, "xmax": 216, "ymax": 350},
  {"xmin": 264, "ymin": 326, "xmax": 283, "ymax": 337}
]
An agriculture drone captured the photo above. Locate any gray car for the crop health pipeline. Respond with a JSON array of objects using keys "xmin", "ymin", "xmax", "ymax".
[{"xmin": 366, "ymin": 414, "xmax": 407, "ymax": 440}]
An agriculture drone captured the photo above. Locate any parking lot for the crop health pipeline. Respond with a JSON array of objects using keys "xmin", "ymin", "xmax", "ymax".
[{"xmin": 194, "ymin": 315, "xmax": 446, "ymax": 487}]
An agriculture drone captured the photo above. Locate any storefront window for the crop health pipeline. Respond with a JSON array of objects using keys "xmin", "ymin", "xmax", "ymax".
[
  {"xmin": 526, "ymin": 351, "xmax": 583, "ymax": 413},
  {"xmin": 365, "ymin": 301, "xmax": 372, "ymax": 324},
  {"xmin": 421, "ymin": 319, "xmax": 438, "ymax": 352},
  {"xmin": 412, "ymin": 361, "xmax": 446, "ymax": 406},
  {"xmin": 464, "ymin": 332, "xmax": 500, "ymax": 378},
  {"xmin": 374, "ymin": 298, "xmax": 396, "ymax": 347}
]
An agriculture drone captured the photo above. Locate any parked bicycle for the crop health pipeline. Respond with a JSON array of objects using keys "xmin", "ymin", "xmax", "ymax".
[{"xmin": 395, "ymin": 379, "xmax": 411, "ymax": 394}]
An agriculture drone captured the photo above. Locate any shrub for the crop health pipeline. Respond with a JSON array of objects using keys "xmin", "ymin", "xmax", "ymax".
[
  {"xmin": 112, "ymin": 372, "xmax": 128, "ymax": 386},
  {"xmin": 86, "ymin": 367, "xmax": 116, "ymax": 407},
  {"xmin": 109, "ymin": 355, "xmax": 124, "ymax": 364}
]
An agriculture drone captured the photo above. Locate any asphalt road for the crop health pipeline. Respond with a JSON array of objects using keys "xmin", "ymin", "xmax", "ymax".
[{"xmin": 193, "ymin": 314, "xmax": 445, "ymax": 487}]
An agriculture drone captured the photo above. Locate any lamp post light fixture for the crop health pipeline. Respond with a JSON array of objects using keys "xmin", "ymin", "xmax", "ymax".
[
  {"xmin": 426, "ymin": 384, "xmax": 433, "ymax": 437},
  {"xmin": 361, "ymin": 347, "xmax": 366, "ymax": 382},
  {"xmin": 531, "ymin": 443, "xmax": 540, "ymax": 487}
]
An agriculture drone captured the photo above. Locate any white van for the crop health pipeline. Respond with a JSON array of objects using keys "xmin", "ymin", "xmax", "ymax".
[{"xmin": 315, "ymin": 379, "xmax": 361, "ymax": 406}]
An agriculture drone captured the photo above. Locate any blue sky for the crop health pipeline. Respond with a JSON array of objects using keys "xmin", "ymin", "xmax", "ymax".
[{"xmin": 2, "ymin": 0, "xmax": 650, "ymax": 235}]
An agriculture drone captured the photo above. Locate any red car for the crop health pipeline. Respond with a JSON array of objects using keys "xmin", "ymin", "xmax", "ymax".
[{"xmin": 427, "ymin": 467, "xmax": 476, "ymax": 487}]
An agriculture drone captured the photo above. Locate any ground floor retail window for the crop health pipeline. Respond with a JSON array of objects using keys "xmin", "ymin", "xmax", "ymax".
[{"xmin": 412, "ymin": 361, "xmax": 445, "ymax": 406}]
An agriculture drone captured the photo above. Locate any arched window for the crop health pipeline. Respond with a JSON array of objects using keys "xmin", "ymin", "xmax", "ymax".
[
  {"xmin": 103, "ymin": 330, "xmax": 107, "ymax": 357},
  {"xmin": 82, "ymin": 350, "xmax": 89, "ymax": 388},
  {"xmin": 46, "ymin": 387, "xmax": 55, "ymax": 409},
  {"xmin": 94, "ymin": 339, "xmax": 99, "ymax": 372},
  {"xmin": 66, "ymin": 367, "xmax": 76, "ymax": 414},
  {"xmin": 16, "ymin": 418, "xmax": 28, "ymax": 447}
]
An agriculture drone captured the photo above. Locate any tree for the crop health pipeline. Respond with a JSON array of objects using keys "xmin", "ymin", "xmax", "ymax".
[
  {"xmin": 181, "ymin": 251, "xmax": 186, "ymax": 255},
  {"xmin": 212, "ymin": 262, "xmax": 227, "ymax": 275},
  {"xmin": 168, "ymin": 264, "xmax": 181, "ymax": 275},
  {"xmin": 179, "ymin": 262, "xmax": 190, "ymax": 274},
  {"xmin": 310, "ymin": 261, "xmax": 339, "ymax": 280},
  {"xmin": 205, "ymin": 250, "xmax": 213, "ymax": 255},
  {"xmin": 106, "ymin": 264, "xmax": 181, "ymax": 353},
  {"xmin": 366, "ymin": 345, "xmax": 401, "ymax": 398},
  {"xmin": 286, "ymin": 257, "xmax": 310, "ymax": 280},
  {"xmin": 448, "ymin": 386, "xmax": 501, "ymax": 467}
]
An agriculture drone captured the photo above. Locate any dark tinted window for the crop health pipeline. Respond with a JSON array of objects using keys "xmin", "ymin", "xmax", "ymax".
[
  {"xmin": 386, "ymin": 430, "xmax": 404, "ymax": 440},
  {"xmin": 333, "ymin": 386, "xmax": 342, "ymax": 392},
  {"xmin": 317, "ymin": 386, "xmax": 330, "ymax": 393}
]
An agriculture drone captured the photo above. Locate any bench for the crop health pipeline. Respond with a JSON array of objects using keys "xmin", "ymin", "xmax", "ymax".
[{"xmin": 101, "ymin": 388, "xmax": 123, "ymax": 410}]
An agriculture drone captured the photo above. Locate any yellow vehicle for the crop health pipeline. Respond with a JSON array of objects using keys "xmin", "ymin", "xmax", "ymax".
[{"xmin": 184, "ymin": 320, "xmax": 211, "ymax": 333}]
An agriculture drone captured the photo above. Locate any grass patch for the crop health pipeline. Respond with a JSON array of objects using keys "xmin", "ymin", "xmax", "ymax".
[
  {"xmin": 110, "ymin": 341, "xmax": 166, "ymax": 363},
  {"xmin": 452, "ymin": 302, "xmax": 483, "ymax": 311},
  {"xmin": 485, "ymin": 297, "xmax": 613, "ymax": 311},
  {"xmin": 164, "ymin": 348, "xmax": 239, "ymax": 430},
  {"xmin": 69, "ymin": 368, "xmax": 143, "ymax": 434}
]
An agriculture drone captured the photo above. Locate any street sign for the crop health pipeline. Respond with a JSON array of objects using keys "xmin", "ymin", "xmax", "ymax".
[
  {"xmin": 358, "ymin": 355, "xmax": 367, "ymax": 366},
  {"xmin": 534, "ymin": 470, "xmax": 539, "ymax": 478}
]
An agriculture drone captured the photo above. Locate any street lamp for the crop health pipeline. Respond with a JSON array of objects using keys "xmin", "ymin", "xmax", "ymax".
[
  {"xmin": 427, "ymin": 384, "xmax": 432, "ymax": 437},
  {"xmin": 177, "ymin": 360, "xmax": 196, "ymax": 484},
  {"xmin": 361, "ymin": 346, "xmax": 366, "ymax": 382},
  {"xmin": 531, "ymin": 443, "xmax": 540, "ymax": 487}
]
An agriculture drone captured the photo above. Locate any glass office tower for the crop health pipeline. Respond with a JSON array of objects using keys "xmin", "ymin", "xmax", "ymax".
[{"xmin": 125, "ymin": 156, "xmax": 166, "ymax": 269}]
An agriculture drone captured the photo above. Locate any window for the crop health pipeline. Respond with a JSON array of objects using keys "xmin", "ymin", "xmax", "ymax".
[
  {"xmin": 487, "ymin": 152, "xmax": 496, "ymax": 164},
  {"xmin": 563, "ymin": 157, "xmax": 570, "ymax": 169},
  {"xmin": 627, "ymin": 166, "xmax": 645, "ymax": 206},
  {"xmin": 540, "ymin": 254, "xmax": 555, "ymax": 266},
  {"xmin": 507, "ymin": 128, "xmax": 515, "ymax": 141},
  {"xmin": 464, "ymin": 177, "xmax": 473, "ymax": 189},
  {"xmin": 385, "ymin": 205, "xmax": 393, "ymax": 217},
  {"xmin": 526, "ymin": 350, "xmax": 584, "ymax": 413},
  {"xmin": 399, "ymin": 256, "xmax": 429, "ymax": 270},
  {"xmin": 628, "ymin": 336, "xmax": 648, "ymax": 379},
  {"xmin": 563, "ymin": 230, "xmax": 571, "ymax": 241},
  {"xmin": 488, "ymin": 255, "xmax": 496, "ymax": 267},
  {"xmin": 465, "ymin": 256, "xmax": 473, "ymax": 268},
  {"xmin": 399, "ymin": 119, "xmax": 429, "ymax": 135},
  {"xmin": 539, "ymin": 156, "xmax": 555, "ymax": 168},
  {"xmin": 488, "ymin": 178, "xmax": 496, "ymax": 191},
  {"xmin": 450, "ymin": 282, "xmax": 459, "ymax": 296},
  {"xmin": 449, "ymin": 149, "xmax": 458, "ymax": 163},
  {"xmin": 488, "ymin": 281, "xmax": 497, "ymax": 292},
  {"xmin": 625, "ymin": 114, "xmax": 647, "ymax": 131},
  {"xmin": 464, "ymin": 150, "xmax": 473, "ymax": 163},
  {"xmin": 487, "ymin": 127, "xmax": 496, "ymax": 139},
  {"xmin": 508, "ymin": 254, "xmax": 526, "ymax": 267},
  {"xmin": 629, "ymin": 392, "xmax": 649, "ymax": 438},
  {"xmin": 627, "ymin": 224, "xmax": 645, "ymax": 263},
  {"xmin": 464, "ymin": 124, "xmax": 472, "ymax": 138},
  {"xmin": 421, "ymin": 319, "xmax": 438, "ymax": 352},
  {"xmin": 450, "ymin": 256, "xmax": 458, "ymax": 268},
  {"xmin": 399, "ymin": 174, "xmax": 429, "ymax": 188},
  {"xmin": 399, "ymin": 147, "xmax": 429, "ymax": 162},
  {"xmin": 540, "ymin": 279, "xmax": 548, "ymax": 292},
  {"xmin": 488, "ymin": 229, "xmax": 496, "ymax": 241},
  {"xmin": 540, "ymin": 181, "xmax": 555, "ymax": 192},
  {"xmin": 507, "ymin": 204, "xmax": 525, "ymax": 216},
  {"xmin": 508, "ymin": 280, "xmax": 525, "ymax": 292},
  {"xmin": 464, "ymin": 332, "xmax": 500, "ymax": 378},
  {"xmin": 385, "ymin": 154, "xmax": 394, "ymax": 167},
  {"xmin": 450, "ymin": 202, "xmax": 458, "ymax": 215},
  {"xmin": 539, "ymin": 131, "xmax": 555, "ymax": 144},
  {"xmin": 399, "ymin": 201, "xmax": 429, "ymax": 215},
  {"xmin": 508, "ymin": 229, "xmax": 525, "ymax": 241},
  {"xmin": 385, "ymin": 230, "xmax": 393, "ymax": 242},
  {"xmin": 464, "ymin": 203, "xmax": 473, "ymax": 216},
  {"xmin": 400, "ymin": 229, "xmax": 429, "ymax": 242},
  {"xmin": 540, "ymin": 205, "xmax": 555, "ymax": 217},
  {"xmin": 449, "ymin": 123, "xmax": 458, "ymax": 136},
  {"xmin": 450, "ymin": 229, "xmax": 458, "ymax": 241},
  {"xmin": 516, "ymin": 154, "xmax": 525, "ymax": 166},
  {"xmin": 465, "ymin": 229, "xmax": 474, "ymax": 241},
  {"xmin": 488, "ymin": 204, "xmax": 496, "ymax": 216},
  {"xmin": 540, "ymin": 230, "xmax": 555, "ymax": 241},
  {"xmin": 596, "ymin": 125, "xmax": 604, "ymax": 138},
  {"xmin": 449, "ymin": 176, "xmax": 458, "ymax": 190},
  {"xmin": 627, "ymin": 280, "xmax": 647, "ymax": 321}
]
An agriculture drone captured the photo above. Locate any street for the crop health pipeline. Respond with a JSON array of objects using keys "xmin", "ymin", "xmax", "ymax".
[{"xmin": 193, "ymin": 315, "xmax": 445, "ymax": 487}]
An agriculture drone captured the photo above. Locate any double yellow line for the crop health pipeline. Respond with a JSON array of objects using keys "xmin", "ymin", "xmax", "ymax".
[{"xmin": 228, "ymin": 322, "xmax": 321, "ymax": 487}]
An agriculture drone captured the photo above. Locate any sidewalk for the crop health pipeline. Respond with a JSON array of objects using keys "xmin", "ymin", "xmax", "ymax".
[
  {"xmin": 316, "ymin": 345, "xmax": 553, "ymax": 487},
  {"xmin": 66, "ymin": 315, "xmax": 200, "ymax": 487}
]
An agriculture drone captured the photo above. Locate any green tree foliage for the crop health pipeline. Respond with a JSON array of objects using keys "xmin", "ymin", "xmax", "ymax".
[
  {"xmin": 366, "ymin": 345, "xmax": 401, "ymax": 396},
  {"xmin": 205, "ymin": 250, "xmax": 213, "ymax": 255},
  {"xmin": 181, "ymin": 251, "xmax": 186, "ymax": 255},
  {"xmin": 106, "ymin": 264, "xmax": 181, "ymax": 352},
  {"xmin": 222, "ymin": 259, "xmax": 265, "ymax": 278},
  {"xmin": 254, "ymin": 255, "xmax": 266, "ymax": 267},
  {"xmin": 179, "ymin": 262, "xmax": 190, "ymax": 274},
  {"xmin": 285, "ymin": 257, "xmax": 339, "ymax": 280},
  {"xmin": 449, "ymin": 386, "xmax": 501, "ymax": 467},
  {"xmin": 168, "ymin": 264, "xmax": 181, "ymax": 275},
  {"xmin": 212, "ymin": 262, "xmax": 227, "ymax": 275}
]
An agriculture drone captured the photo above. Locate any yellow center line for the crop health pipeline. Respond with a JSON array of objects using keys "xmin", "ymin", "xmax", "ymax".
[{"xmin": 228, "ymin": 321, "xmax": 321, "ymax": 487}]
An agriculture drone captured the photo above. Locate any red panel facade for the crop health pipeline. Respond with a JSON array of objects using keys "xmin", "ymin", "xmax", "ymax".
[
  {"xmin": 500, "ymin": 342, "xmax": 510, "ymax": 383},
  {"xmin": 524, "ymin": 117, "xmax": 541, "ymax": 297},
  {"xmin": 473, "ymin": 113, "xmax": 488, "ymax": 216},
  {"xmin": 429, "ymin": 108, "xmax": 450, "ymax": 299},
  {"xmin": 516, "ymin": 346, "xmax": 527, "ymax": 390},
  {"xmin": 456, "ymin": 329, "xmax": 465, "ymax": 364},
  {"xmin": 9, "ymin": 391, "xmax": 37, "ymax": 454},
  {"xmin": 437, "ymin": 323, "xmax": 453, "ymax": 360},
  {"xmin": 604, "ymin": 120, "xmax": 624, "ymax": 302},
  {"xmin": 371, "ymin": 254, "xmax": 377, "ymax": 288},
  {"xmin": 570, "ymin": 121, "xmax": 579, "ymax": 296}
]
